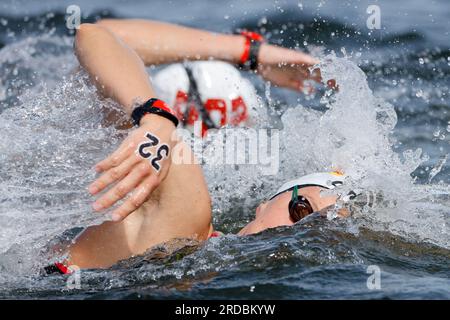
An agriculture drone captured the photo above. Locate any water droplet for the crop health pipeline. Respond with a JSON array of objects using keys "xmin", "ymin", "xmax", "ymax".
[{"xmin": 433, "ymin": 129, "xmax": 440, "ymax": 137}]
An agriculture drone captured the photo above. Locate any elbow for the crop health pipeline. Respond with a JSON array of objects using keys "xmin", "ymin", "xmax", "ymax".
[
  {"xmin": 74, "ymin": 23, "xmax": 95, "ymax": 56},
  {"xmin": 75, "ymin": 23, "xmax": 99, "ymax": 43},
  {"xmin": 74, "ymin": 23, "xmax": 106, "ymax": 56}
]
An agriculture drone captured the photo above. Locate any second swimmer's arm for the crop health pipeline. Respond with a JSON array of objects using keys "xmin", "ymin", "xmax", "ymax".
[
  {"xmin": 97, "ymin": 19, "xmax": 245, "ymax": 66},
  {"xmin": 97, "ymin": 19, "xmax": 324, "ymax": 92}
]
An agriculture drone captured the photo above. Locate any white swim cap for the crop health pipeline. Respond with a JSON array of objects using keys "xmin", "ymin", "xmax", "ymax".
[
  {"xmin": 270, "ymin": 172, "xmax": 346, "ymax": 200},
  {"xmin": 152, "ymin": 61, "xmax": 260, "ymax": 136}
]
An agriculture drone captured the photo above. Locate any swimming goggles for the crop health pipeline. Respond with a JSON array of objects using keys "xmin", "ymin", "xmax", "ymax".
[
  {"xmin": 271, "ymin": 172, "xmax": 346, "ymax": 223},
  {"xmin": 288, "ymin": 185, "xmax": 314, "ymax": 222}
]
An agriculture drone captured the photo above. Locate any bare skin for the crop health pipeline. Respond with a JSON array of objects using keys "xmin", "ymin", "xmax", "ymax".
[
  {"xmin": 64, "ymin": 20, "xmax": 336, "ymax": 269},
  {"xmin": 238, "ymin": 186, "xmax": 340, "ymax": 236},
  {"xmin": 83, "ymin": 19, "xmax": 328, "ymax": 221},
  {"xmin": 67, "ymin": 143, "xmax": 212, "ymax": 269},
  {"xmin": 67, "ymin": 24, "xmax": 212, "ymax": 269},
  {"xmin": 96, "ymin": 19, "xmax": 323, "ymax": 92}
]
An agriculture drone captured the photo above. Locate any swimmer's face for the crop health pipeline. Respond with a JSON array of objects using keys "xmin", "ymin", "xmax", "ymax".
[{"xmin": 237, "ymin": 186, "xmax": 338, "ymax": 236}]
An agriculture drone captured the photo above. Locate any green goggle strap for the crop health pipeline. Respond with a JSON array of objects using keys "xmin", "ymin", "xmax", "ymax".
[{"xmin": 291, "ymin": 185, "xmax": 298, "ymax": 201}]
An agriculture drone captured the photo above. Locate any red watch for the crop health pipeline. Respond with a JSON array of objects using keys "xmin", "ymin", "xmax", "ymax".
[
  {"xmin": 131, "ymin": 98, "xmax": 179, "ymax": 127},
  {"xmin": 238, "ymin": 30, "xmax": 264, "ymax": 71}
]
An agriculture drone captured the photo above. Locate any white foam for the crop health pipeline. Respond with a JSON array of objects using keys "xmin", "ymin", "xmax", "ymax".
[{"xmin": 0, "ymin": 38, "xmax": 448, "ymax": 284}]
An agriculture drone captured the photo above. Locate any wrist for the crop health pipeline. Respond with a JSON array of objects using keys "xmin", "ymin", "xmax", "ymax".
[
  {"xmin": 131, "ymin": 98, "xmax": 179, "ymax": 128},
  {"xmin": 256, "ymin": 43, "xmax": 270, "ymax": 65},
  {"xmin": 255, "ymin": 43, "xmax": 270, "ymax": 73},
  {"xmin": 140, "ymin": 113, "xmax": 176, "ymax": 129},
  {"xmin": 218, "ymin": 34, "xmax": 247, "ymax": 64},
  {"xmin": 258, "ymin": 43, "xmax": 320, "ymax": 66},
  {"xmin": 235, "ymin": 30, "xmax": 264, "ymax": 71}
]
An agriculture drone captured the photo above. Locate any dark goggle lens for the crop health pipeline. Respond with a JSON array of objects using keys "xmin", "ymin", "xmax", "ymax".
[{"xmin": 288, "ymin": 196, "xmax": 314, "ymax": 223}]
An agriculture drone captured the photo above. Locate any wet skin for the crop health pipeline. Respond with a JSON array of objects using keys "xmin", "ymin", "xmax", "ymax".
[{"xmin": 238, "ymin": 186, "xmax": 340, "ymax": 236}]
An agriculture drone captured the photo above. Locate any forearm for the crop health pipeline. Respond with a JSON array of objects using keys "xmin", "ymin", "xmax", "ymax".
[
  {"xmin": 96, "ymin": 19, "xmax": 245, "ymax": 66},
  {"xmin": 74, "ymin": 23, "xmax": 155, "ymax": 114}
]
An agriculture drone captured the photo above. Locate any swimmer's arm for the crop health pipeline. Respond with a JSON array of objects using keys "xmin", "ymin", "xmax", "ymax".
[
  {"xmin": 75, "ymin": 23, "xmax": 177, "ymax": 220},
  {"xmin": 96, "ymin": 19, "xmax": 245, "ymax": 66},
  {"xmin": 63, "ymin": 23, "xmax": 213, "ymax": 269},
  {"xmin": 96, "ymin": 19, "xmax": 326, "ymax": 91}
]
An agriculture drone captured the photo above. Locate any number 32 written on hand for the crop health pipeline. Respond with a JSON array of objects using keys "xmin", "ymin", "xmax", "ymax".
[{"xmin": 137, "ymin": 132, "xmax": 170, "ymax": 172}]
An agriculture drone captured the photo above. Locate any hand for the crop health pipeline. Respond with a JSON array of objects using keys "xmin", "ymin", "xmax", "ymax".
[
  {"xmin": 88, "ymin": 114, "xmax": 176, "ymax": 221},
  {"xmin": 257, "ymin": 44, "xmax": 336, "ymax": 92}
]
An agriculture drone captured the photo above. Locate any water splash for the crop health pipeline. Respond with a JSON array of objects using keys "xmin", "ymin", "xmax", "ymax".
[
  {"xmin": 0, "ymin": 36, "xmax": 127, "ymax": 277},
  {"xmin": 201, "ymin": 55, "xmax": 449, "ymax": 248},
  {"xmin": 428, "ymin": 155, "xmax": 448, "ymax": 183},
  {"xmin": 0, "ymin": 35, "xmax": 449, "ymax": 297}
]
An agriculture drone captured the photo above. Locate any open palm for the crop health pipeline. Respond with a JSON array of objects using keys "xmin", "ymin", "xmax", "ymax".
[{"xmin": 257, "ymin": 44, "xmax": 335, "ymax": 92}]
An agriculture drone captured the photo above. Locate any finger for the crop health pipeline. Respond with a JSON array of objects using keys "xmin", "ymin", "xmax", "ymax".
[
  {"xmin": 291, "ymin": 79, "xmax": 304, "ymax": 92},
  {"xmin": 89, "ymin": 155, "xmax": 141, "ymax": 195},
  {"xmin": 310, "ymin": 67, "xmax": 338, "ymax": 91},
  {"xmin": 310, "ymin": 67, "xmax": 323, "ymax": 83},
  {"xmin": 111, "ymin": 175, "xmax": 159, "ymax": 222},
  {"xmin": 95, "ymin": 139, "xmax": 135, "ymax": 173},
  {"xmin": 327, "ymin": 79, "xmax": 339, "ymax": 91},
  {"xmin": 92, "ymin": 162, "xmax": 152, "ymax": 211},
  {"xmin": 292, "ymin": 51, "xmax": 319, "ymax": 66}
]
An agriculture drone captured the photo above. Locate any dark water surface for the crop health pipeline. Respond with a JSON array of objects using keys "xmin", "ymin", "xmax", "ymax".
[{"xmin": 0, "ymin": 0, "xmax": 449, "ymax": 299}]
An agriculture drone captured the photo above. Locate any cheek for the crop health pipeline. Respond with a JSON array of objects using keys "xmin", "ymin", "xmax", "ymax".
[
  {"xmin": 317, "ymin": 195, "xmax": 338, "ymax": 210},
  {"xmin": 255, "ymin": 202, "xmax": 268, "ymax": 218},
  {"xmin": 264, "ymin": 213, "xmax": 293, "ymax": 228},
  {"xmin": 255, "ymin": 206, "xmax": 262, "ymax": 219},
  {"xmin": 253, "ymin": 211, "xmax": 293, "ymax": 233},
  {"xmin": 238, "ymin": 205, "xmax": 294, "ymax": 236}
]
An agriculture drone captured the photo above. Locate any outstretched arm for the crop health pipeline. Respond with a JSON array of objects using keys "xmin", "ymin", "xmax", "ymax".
[
  {"xmin": 96, "ymin": 19, "xmax": 325, "ymax": 92},
  {"xmin": 75, "ymin": 23, "xmax": 176, "ymax": 221},
  {"xmin": 97, "ymin": 19, "xmax": 245, "ymax": 66},
  {"xmin": 66, "ymin": 23, "xmax": 212, "ymax": 268}
]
